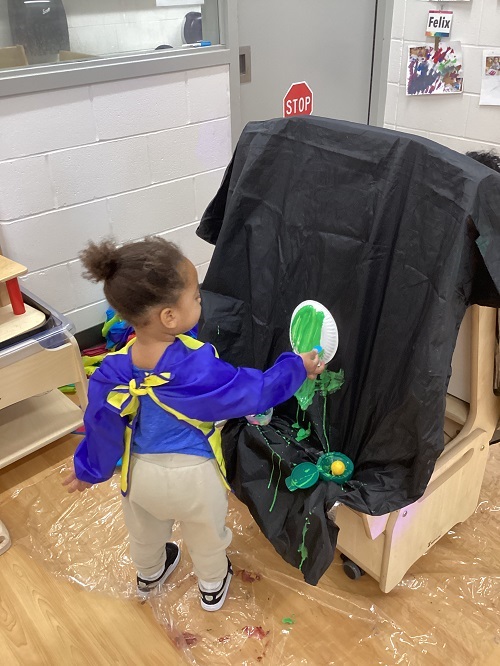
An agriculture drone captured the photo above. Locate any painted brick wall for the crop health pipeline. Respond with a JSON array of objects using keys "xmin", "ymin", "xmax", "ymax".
[
  {"xmin": 0, "ymin": 64, "xmax": 231, "ymax": 332},
  {"xmin": 385, "ymin": 0, "xmax": 500, "ymax": 153}
]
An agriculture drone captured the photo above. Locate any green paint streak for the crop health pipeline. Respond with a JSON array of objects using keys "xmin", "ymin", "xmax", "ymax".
[
  {"xmin": 319, "ymin": 368, "xmax": 345, "ymax": 395},
  {"xmin": 295, "ymin": 378, "xmax": 317, "ymax": 411},
  {"xmin": 270, "ymin": 465, "xmax": 282, "ymax": 513},
  {"xmin": 256, "ymin": 426, "xmax": 285, "ymax": 513},
  {"xmin": 296, "ymin": 425, "xmax": 311, "ymax": 442},
  {"xmin": 322, "ymin": 396, "xmax": 329, "ymax": 452},
  {"xmin": 266, "ymin": 447, "xmax": 279, "ymax": 492},
  {"xmin": 295, "ymin": 368, "xmax": 345, "ymax": 412},
  {"xmin": 290, "ymin": 305, "xmax": 324, "ymax": 353},
  {"xmin": 298, "ymin": 517, "xmax": 311, "ymax": 571},
  {"xmin": 295, "ymin": 369, "xmax": 345, "ymax": 450}
]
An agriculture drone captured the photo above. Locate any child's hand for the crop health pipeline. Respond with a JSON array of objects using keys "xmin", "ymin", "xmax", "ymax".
[
  {"xmin": 62, "ymin": 469, "xmax": 92, "ymax": 494},
  {"xmin": 299, "ymin": 350, "xmax": 326, "ymax": 380}
]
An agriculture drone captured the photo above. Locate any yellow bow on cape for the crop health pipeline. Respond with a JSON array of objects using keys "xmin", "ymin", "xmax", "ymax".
[{"xmin": 107, "ymin": 372, "xmax": 171, "ymax": 418}]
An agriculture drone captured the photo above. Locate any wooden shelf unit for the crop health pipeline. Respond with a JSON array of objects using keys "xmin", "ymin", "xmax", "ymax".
[
  {"xmin": 0, "ymin": 298, "xmax": 88, "ymax": 470},
  {"xmin": 0, "ymin": 256, "xmax": 88, "ymax": 555},
  {"xmin": 0, "ymin": 390, "xmax": 83, "ymax": 470}
]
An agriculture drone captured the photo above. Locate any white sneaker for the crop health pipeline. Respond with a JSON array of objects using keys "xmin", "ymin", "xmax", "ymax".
[{"xmin": 198, "ymin": 558, "xmax": 233, "ymax": 612}]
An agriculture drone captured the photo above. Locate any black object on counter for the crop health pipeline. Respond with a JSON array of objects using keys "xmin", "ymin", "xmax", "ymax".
[
  {"xmin": 183, "ymin": 11, "xmax": 202, "ymax": 44},
  {"xmin": 8, "ymin": 0, "xmax": 70, "ymax": 62}
]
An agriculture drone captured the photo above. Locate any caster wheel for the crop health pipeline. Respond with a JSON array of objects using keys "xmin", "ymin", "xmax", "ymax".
[{"xmin": 341, "ymin": 558, "xmax": 365, "ymax": 580}]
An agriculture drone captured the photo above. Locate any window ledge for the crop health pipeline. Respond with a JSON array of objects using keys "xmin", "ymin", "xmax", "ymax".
[{"xmin": 0, "ymin": 46, "xmax": 230, "ymax": 98}]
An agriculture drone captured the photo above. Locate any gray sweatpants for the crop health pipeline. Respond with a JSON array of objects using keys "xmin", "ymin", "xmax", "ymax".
[{"xmin": 121, "ymin": 453, "xmax": 232, "ymax": 582}]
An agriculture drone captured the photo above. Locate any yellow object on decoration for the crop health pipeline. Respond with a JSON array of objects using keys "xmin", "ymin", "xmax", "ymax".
[{"xmin": 330, "ymin": 460, "xmax": 346, "ymax": 476}]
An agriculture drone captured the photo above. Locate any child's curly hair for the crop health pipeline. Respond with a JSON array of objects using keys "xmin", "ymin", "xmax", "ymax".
[
  {"xmin": 80, "ymin": 237, "xmax": 187, "ymax": 325},
  {"xmin": 466, "ymin": 150, "xmax": 500, "ymax": 173}
]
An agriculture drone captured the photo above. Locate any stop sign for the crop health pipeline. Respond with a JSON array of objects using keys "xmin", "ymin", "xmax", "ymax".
[{"xmin": 283, "ymin": 81, "xmax": 314, "ymax": 118}]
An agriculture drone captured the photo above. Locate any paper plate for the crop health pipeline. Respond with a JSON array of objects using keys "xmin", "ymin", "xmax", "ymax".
[{"xmin": 289, "ymin": 300, "xmax": 339, "ymax": 363}]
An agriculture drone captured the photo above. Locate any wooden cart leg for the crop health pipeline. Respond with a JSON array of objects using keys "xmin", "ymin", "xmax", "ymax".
[{"xmin": 68, "ymin": 335, "xmax": 88, "ymax": 411}]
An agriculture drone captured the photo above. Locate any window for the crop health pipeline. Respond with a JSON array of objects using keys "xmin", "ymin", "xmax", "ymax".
[{"xmin": 0, "ymin": 0, "xmax": 221, "ymax": 70}]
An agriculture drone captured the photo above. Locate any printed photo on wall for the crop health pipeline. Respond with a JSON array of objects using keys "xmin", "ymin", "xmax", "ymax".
[
  {"xmin": 407, "ymin": 43, "xmax": 463, "ymax": 96},
  {"xmin": 480, "ymin": 51, "xmax": 500, "ymax": 106}
]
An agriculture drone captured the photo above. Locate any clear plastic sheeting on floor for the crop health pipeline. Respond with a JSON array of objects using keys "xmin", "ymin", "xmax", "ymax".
[{"xmin": 2, "ymin": 447, "xmax": 500, "ymax": 666}]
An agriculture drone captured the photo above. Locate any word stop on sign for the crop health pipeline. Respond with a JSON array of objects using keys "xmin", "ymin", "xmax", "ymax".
[{"xmin": 283, "ymin": 81, "xmax": 314, "ymax": 118}]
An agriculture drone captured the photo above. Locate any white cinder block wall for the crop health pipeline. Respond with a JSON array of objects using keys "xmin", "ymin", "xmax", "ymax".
[
  {"xmin": 0, "ymin": 65, "xmax": 231, "ymax": 332},
  {"xmin": 386, "ymin": 0, "xmax": 500, "ymax": 153},
  {"xmin": 0, "ymin": 1, "xmax": 204, "ymax": 53},
  {"xmin": 385, "ymin": 0, "xmax": 500, "ymax": 403}
]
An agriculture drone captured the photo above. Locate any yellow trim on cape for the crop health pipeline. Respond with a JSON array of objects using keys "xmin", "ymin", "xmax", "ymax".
[{"xmin": 105, "ymin": 334, "xmax": 227, "ymax": 493}]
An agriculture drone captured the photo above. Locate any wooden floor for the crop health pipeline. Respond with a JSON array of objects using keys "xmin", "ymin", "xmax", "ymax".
[
  {"xmin": 1, "ymin": 436, "xmax": 500, "ymax": 666},
  {"xmin": 0, "ymin": 436, "xmax": 183, "ymax": 666}
]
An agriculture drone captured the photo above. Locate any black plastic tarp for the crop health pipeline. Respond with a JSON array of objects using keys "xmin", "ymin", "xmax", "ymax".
[{"xmin": 197, "ymin": 117, "xmax": 500, "ymax": 584}]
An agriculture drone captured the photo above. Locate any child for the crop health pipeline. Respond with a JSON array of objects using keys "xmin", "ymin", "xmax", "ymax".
[
  {"xmin": 64, "ymin": 237, "xmax": 325, "ymax": 611},
  {"xmin": 466, "ymin": 150, "xmax": 500, "ymax": 172}
]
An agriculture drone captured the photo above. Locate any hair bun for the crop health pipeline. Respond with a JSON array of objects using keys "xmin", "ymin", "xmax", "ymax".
[{"xmin": 79, "ymin": 239, "xmax": 120, "ymax": 283}]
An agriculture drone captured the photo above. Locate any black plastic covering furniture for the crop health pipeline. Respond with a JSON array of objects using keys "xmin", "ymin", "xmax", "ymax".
[{"xmin": 197, "ymin": 117, "xmax": 500, "ymax": 584}]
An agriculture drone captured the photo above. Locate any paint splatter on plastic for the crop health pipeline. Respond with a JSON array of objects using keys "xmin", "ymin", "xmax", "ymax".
[
  {"xmin": 182, "ymin": 632, "xmax": 198, "ymax": 647},
  {"xmin": 282, "ymin": 616, "xmax": 296, "ymax": 626},
  {"xmin": 242, "ymin": 626, "xmax": 270, "ymax": 639},
  {"xmin": 240, "ymin": 569, "xmax": 262, "ymax": 583}
]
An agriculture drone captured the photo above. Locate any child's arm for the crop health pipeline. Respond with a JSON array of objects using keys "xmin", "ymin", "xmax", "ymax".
[
  {"xmin": 63, "ymin": 376, "xmax": 126, "ymax": 492},
  {"xmin": 172, "ymin": 347, "xmax": 323, "ymax": 422}
]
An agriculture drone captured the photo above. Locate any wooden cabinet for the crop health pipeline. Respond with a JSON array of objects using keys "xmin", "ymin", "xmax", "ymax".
[{"xmin": 334, "ymin": 306, "xmax": 499, "ymax": 592}]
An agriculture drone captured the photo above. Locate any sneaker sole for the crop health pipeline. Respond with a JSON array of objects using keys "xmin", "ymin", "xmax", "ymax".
[{"xmin": 200, "ymin": 570, "xmax": 232, "ymax": 612}]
